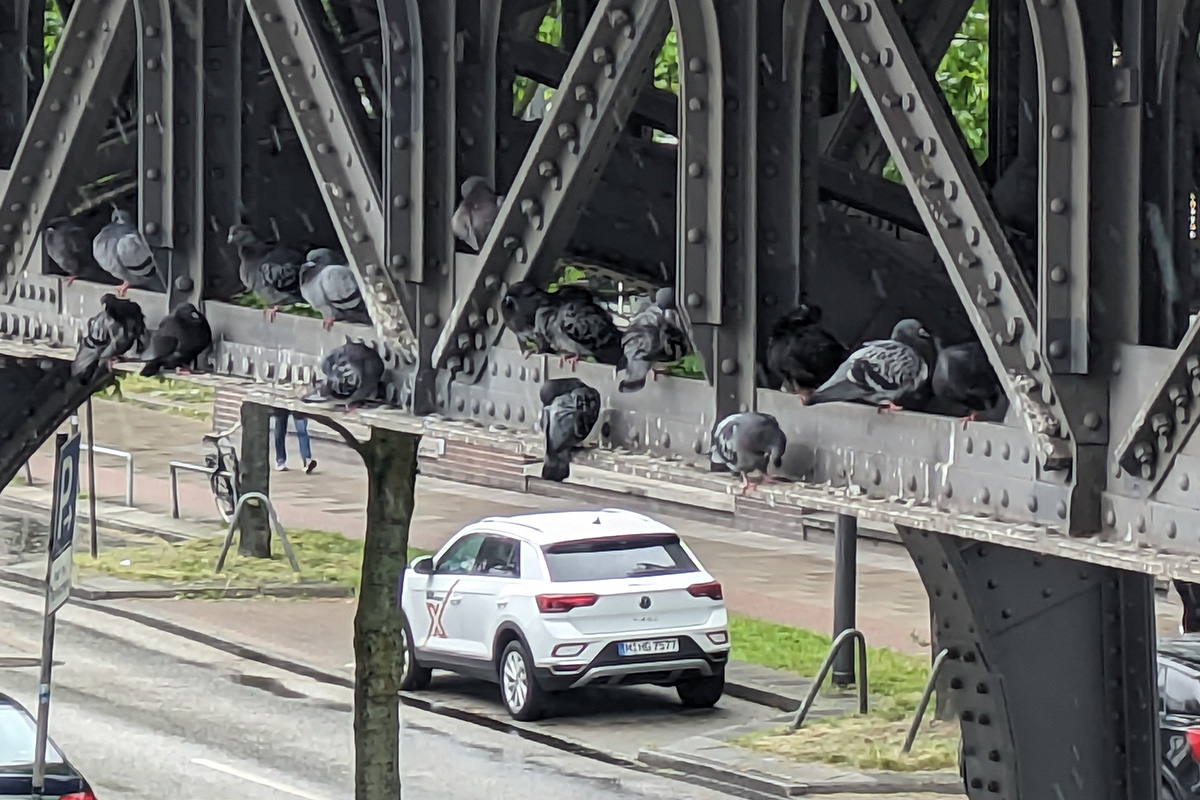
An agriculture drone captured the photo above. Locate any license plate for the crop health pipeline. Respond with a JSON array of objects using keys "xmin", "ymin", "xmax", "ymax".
[{"xmin": 618, "ymin": 638, "xmax": 679, "ymax": 657}]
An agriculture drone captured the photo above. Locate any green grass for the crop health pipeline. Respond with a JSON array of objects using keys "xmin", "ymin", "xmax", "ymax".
[
  {"xmin": 99, "ymin": 374, "xmax": 215, "ymax": 420},
  {"xmin": 77, "ymin": 527, "xmax": 430, "ymax": 594},
  {"xmin": 727, "ymin": 615, "xmax": 959, "ymax": 773},
  {"xmin": 232, "ymin": 292, "xmax": 322, "ymax": 319}
]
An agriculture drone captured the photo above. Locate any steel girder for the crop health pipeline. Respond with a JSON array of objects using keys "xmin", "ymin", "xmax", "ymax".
[
  {"xmin": 902, "ymin": 527, "xmax": 1158, "ymax": 800},
  {"xmin": 0, "ymin": 0, "xmax": 137, "ymax": 294},
  {"xmin": 432, "ymin": 0, "xmax": 673, "ymax": 373},
  {"xmin": 0, "ymin": 0, "xmax": 45, "ymax": 168},
  {"xmin": 245, "ymin": 0, "xmax": 418, "ymax": 357}
]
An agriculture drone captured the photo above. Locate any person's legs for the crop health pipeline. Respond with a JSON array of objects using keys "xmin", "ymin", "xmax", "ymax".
[
  {"xmin": 271, "ymin": 409, "xmax": 289, "ymax": 469},
  {"xmin": 294, "ymin": 415, "xmax": 314, "ymax": 469}
]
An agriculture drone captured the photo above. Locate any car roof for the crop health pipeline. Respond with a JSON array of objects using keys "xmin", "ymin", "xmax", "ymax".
[
  {"xmin": 1159, "ymin": 635, "xmax": 1200, "ymax": 668},
  {"xmin": 468, "ymin": 508, "xmax": 676, "ymax": 546}
]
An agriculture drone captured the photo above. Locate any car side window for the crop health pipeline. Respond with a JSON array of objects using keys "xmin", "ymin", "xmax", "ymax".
[
  {"xmin": 474, "ymin": 536, "xmax": 521, "ymax": 578},
  {"xmin": 436, "ymin": 534, "xmax": 486, "ymax": 574},
  {"xmin": 1161, "ymin": 664, "xmax": 1200, "ymax": 715}
]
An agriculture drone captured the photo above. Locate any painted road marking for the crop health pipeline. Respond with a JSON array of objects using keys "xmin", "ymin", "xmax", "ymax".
[{"xmin": 191, "ymin": 758, "xmax": 333, "ymax": 800}]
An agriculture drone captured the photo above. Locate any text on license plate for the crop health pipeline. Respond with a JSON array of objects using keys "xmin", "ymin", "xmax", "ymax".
[{"xmin": 618, "ymin": 638, "xmax": 679, "ymax": 656}]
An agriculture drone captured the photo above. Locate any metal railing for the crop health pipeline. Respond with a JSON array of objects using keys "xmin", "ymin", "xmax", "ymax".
[
  {"xmin": 168, "ymin": 461, "xmax": 235, "ymax": 519},
  {"xmin": 215, "ymin": 492, "xmax": 300, "ymax": 575},
  {"xmin": 788, "ymin": 628, "xmax": 870, "ymax": 731},
  {"xmin": 80, "ymin": 443, "xmax": 134, "ymax": 506},
  {"xmin": 901, "ymin": 648, "xmax": 950, "ymax": 754}
]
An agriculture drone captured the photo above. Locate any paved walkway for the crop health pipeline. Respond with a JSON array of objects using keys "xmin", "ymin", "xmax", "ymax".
[{"xmin": 9, "ymin": 398, "xmax": 1191, "ymax": 655}]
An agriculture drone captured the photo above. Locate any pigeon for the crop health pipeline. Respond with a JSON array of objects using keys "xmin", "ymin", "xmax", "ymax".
[
  {"xmin": 45, "ymin": 216, "xmax": 97, "ymax": 286},
  {"xmin": 71, "ymin": 294, "xmax": 147, "ymax": 380},
  {"xmin": 764, "ymin": 302, "xmax": 848, "ymax": 401},
  {"xmin": 709, "ymin": 412, "xmax": 788, "ymax": 495},
  {"xmin": 500, "ymin": 280, "xmax": 553, "ymax": 357},
  {"xmin": 540, "ymin": 284, "xmax": 627, "ymax": 370},
  {"xmin": 299, "ymin": 248, "xmax": 372, "ymax": 330},
  {"xmin": 227, "ymin": 224, "xmax": 305, "ymax": 322},
  {"xmin": 302, "ymin": 341, "xmax": 386, "ymax": 409},
  {"xmin": 92, "ymin": 208, "xmax": 161, "ymax": 298},
  {"xmin": 806, "ymin": 318, "xmax": 937, "ymax": 412},
  {"xmin": 619, "ymin": 287, "xmax": 690, "ymax": 393},
  {"xmin": 932, "ymin": 340, "xmax": 1005, "ymax": 427},
  {"xmin": 539, "ymin": 377, "xmax": 601, "ymax": 483},
  {"xmin": 140, "ymin": 302, "xmax": 213, "ymax": 377},
  {"xmin": 451, "ymin": 176, "xmax": 504, "ymax": 251}
]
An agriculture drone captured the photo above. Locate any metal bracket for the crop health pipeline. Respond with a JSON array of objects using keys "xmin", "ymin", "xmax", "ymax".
[
  {"xmin": 818, "ymin": 0, "xmax": 1075, "ymax": 472},
  {"xmin": 245, "ymin": 0, "xmax": 417, "ymax": 358},
  {"xmin": 432, "ymin": 0, "xmax": 673, "ymax": 371}
]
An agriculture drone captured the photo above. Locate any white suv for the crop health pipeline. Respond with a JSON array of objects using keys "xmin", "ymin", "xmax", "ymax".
[{"xmin": 398, "ymin": 508, "xmax": 731, "ymax": 721}]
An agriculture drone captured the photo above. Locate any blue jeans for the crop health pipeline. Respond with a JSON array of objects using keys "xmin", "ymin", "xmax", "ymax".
[{"xmin": 271, "ymin": 409, "xmax": 311, "ymax": 466}]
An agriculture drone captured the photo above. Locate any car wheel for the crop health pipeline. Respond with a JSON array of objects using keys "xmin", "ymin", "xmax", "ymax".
[
  {"xmin": 1162, "ymin": 779, "xmax": 1180, "ymax": 800},
  {"xmin": 499, "ymin": 639, "xmax": 547, "ymax": 721},
  {"xmin": 399, "ymin": 618, "xmax": 432, "ymax": 691},
  {"xmin": 676, "ymin": 671, "xmax": 725, "ymax": 708}
]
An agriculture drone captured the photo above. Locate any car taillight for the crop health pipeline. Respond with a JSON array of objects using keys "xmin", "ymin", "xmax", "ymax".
[
  {"xmin": 536, "ymin": 593, "xmax": 599, "ymax": 613},
  {"xmin": 1187, "ymin": 728, "xmax": 1200, "ymax": 762},
  {"xmin": 60, "ymin": 792, "xmax": 97, "ymax": 800},
  {"xmin": 687, "ymin": 581, "xmax": 723, "ymax": 600}
]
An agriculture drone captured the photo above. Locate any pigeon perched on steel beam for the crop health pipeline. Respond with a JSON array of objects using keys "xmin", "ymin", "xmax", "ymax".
[
  {"xmin": 226, "ymin": 224, "xmax": 305, "ymax": 322},
  {"xmin": 709, "ymin": 412, "xmax": 788, "ymax": 495},
  {"xmin": 72, "ymin": 293, "xmax": 147, "ymax": 380},
  {"xmin": 932, "ymin": 340, "xmax": 1005, "ymax": 428},
  {"xmin": 539, "ymin": 377, "xmax": 601, "ymax": 483},
  {"xmin": 764, "ymin": 302, "xmax": 847, "ymax": 401},
  {"xmin": 45, "ymin": 216, "xmax": 98, "ymax": 286},
  {"xmin": 539, "ymin": 284, "xmax": 627, "ymax": 370},
  {"xmin": 806, "ymin": 318, "xmax": 936, "ymax": 412},
  {"xmin": 451, "ymin": 176, "xmax": 504, "ymax": 251},
  {"xmin": 501, "ymin": 280, "xmax": 553, "ymax": 357},
  {"xmin": 302, "ymin": 341, "xmax": 386, "ymax": 410},
  {"xmin": 619, "ymin": 287, "xmax": 690, "ymax": 393},
  {"xmin": 299, "ymin": 248, "xmax": 372, "ymax": 330},
  {"xmin": 140, "ymin": 302, "xmax": 213, "ymax": 377},
  {"xmin": 92, "ymin": 208, "xmax": 162, "ymax": 298}
]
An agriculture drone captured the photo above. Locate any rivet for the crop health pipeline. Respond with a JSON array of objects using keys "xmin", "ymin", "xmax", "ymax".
[
  {"xmin": 1027, "ymin": 496, "xmax": 1038, "ymax": 513},
  {"xmin": 1050, "ymin": 265, "xmax": 1068, "ymax": 283},
  {"xmin": 281, "ymin": 55, "xmax": 295, "ymax": 67},
  {"xmin": 423, "ymin": 313, "xmax": 439, "ymax": 328},
  {"xmin": 1181, "ymin": 474, "xmax": 1191, "ymax": 492},
  {"xmin": 1051, "ymin": 76, "xmax": 1069, "ymax": 94},
  {"xmin": 394, "ymin": 195, "xmax": 410, "ymax": 209},
  {"xmin": 840, "ymin": 4, "xmax": 860, "ymax": 20},
  {"xmin": 1049, "ymin": 340, "xmax": 1066, "ymax": 358},
  {"xmin": 688, "ymin": 58, "xmax": 705, "ymax": 74},
  {"xmin": 686, "ymin": 228, "xmax": 704, "ymax": 244},
  {"xmin": 1168, "ymin": 521, "xmax": 1179, "ymax": 539},
  {"xmin": 720, "ymin": 358, "xmax": 737, "ymax": 375},
  {"xmin": 1057, "ymin": 501, "xmax": 1068, "ymax": 519},
  {"xmin": 687, "ymin": 293, "xmax": 703, "ymax": 309},
  {"xmin": 688, "ymin": 162, "xmax": 704, "ymax": 178},
  {"xmin": 688, "ymin": 97, "xmax": 704, "ymax": 112},
  {"xmin": 1084, "ymin": 411, "xmax": 1101, "ymax": 430},
  {"xmin": 1051, "ymin": 124, "xmax": 1068, "ymax": 140},
  {"xmin": 1050, "ymin": 197, "xmax": 1067, "ymax": 214}
]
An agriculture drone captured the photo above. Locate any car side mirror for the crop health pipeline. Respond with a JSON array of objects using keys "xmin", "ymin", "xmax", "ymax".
[{"xmin": 410, "ymin": 555, "xmax": 434, "ymax": 575}]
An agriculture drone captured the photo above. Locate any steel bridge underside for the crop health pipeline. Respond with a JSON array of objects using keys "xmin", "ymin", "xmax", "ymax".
[{"xmin": 0, "ymin": 0, "xmax": 1196, "ymax": 796}]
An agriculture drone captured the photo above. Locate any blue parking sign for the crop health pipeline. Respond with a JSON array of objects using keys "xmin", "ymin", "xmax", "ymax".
[{"xmin": 46, "ymin": 433, "xmax": 81, "ymax": 614}]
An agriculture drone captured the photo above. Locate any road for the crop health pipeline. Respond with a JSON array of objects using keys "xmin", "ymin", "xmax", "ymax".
[{"xmin": 0, "ymin": 583, "xmax": 764, "ymax": 800}]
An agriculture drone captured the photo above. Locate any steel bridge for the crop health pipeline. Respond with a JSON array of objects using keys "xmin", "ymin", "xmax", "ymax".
[{"xmin": 0, "ymin": 0, "xmax": 1193, "ymax": 796}]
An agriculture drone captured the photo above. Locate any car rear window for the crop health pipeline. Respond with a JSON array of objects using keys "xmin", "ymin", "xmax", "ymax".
[
  {"xmin": 0, "ymin": 704, "xmax": 62, "ymax": 769},
  {"xmin": 542, "ymin": 534, "xmax": 699, "ymax": 581}
]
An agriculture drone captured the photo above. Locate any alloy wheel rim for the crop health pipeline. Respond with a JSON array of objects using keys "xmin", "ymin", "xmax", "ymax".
[{"xmin": 503, "ymin": 651, "xmax": 527, "ymax": 711}]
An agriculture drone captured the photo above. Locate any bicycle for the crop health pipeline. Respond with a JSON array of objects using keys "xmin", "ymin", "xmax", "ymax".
[{"xmin": 202, "ymin": 421, "xmax": 242, "ymax": 523}]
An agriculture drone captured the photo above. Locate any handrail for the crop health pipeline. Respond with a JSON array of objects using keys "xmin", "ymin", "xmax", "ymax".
[
  {"xmin": 215, "ymin": 491, "xmax": 300, "ymax": 575},
  {"xmin": 167, "ymin": 460, "xmax": 234, "ymax": 519},
  {"xmin": 901, "ymin": 648, "xmax": 950, "ymax": 754},
  {"xmin": 80, "ymin": 443, "xmax": 134, "ymax": 506},
  {"xmin": 788, "ymin": 628, "xmax": 870, "ymax": 731}
]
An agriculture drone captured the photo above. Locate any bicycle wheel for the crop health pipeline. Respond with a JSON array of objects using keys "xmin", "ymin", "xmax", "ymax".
[{"xmin": 209, "ymin": 471, "xmax": 236, "ymax": 523}]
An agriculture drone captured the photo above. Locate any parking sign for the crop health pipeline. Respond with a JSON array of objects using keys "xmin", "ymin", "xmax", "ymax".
[{"xmin": 46, "ymin": 432, "xmax": 81, "ymax": 614}]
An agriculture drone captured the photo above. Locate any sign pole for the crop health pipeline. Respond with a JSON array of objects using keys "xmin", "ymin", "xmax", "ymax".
[{"xmin": 31, "ymin": 431, "xmax": 81, "ymax": 798}]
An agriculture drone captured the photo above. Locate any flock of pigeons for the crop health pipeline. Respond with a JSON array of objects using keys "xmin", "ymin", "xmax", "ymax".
[{"xmin": 58, "ymin": 188, "xmax": 1006, "ymax": 496}]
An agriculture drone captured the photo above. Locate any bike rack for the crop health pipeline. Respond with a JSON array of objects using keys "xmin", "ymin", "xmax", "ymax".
[
  {"xmin": 901, "ymin": 648, "xmax": 950, "ymax": 754},
  {"xmin": 168, "ymin": 461, "xmax": 235, "ymax": 519},
  {"xmin": 215, "ymin": 491, "xmax": 300, "ymax": 575},
  {"xmin": 787, "ymin": 628, "xmax": 870, "ymax": 732},
  {"xmin": 80, "ymin": 443, "xmax": 134, "ymax": 506},
  {"xmin": 21, "ymin": 461, "xmax": 32, "ymax": 486}
]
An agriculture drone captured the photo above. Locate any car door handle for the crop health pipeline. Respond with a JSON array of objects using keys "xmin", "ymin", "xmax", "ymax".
[{"xmin": 496, "ymin": 599, "xmax": 508, "ymax": 608}]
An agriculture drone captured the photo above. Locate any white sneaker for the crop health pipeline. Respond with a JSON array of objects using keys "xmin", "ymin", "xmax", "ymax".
[{"xmin": 274, "ymin": 462, "xmax": 288, "ymax": 472}]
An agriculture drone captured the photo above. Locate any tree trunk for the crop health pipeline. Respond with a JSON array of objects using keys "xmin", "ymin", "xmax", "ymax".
[
  {"xmin": 354, "ymin": 427, "xmax": 419, "ymax": 800},
  {"xmin": 237, "ymin": 402, "xmax": 271, "ymax": 558}
]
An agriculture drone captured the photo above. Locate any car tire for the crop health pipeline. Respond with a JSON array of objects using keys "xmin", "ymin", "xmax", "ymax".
[
  {"xmin": 1162, "ymin": 779, "xmax": 1180, "ymax": 800},
  {"xmin": 676, "ymin": 671, "xmax": 725, "ymax": 708},
  {"xmin": 498, "ymin": 639, "xmax": 548, "ymax": 721},
  {"xmin": 399, "ymin": 618, "xmax": 432, "ymax": 691}
]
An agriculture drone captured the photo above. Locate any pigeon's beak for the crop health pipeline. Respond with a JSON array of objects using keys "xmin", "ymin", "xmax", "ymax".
[{"xmin": 225, "ymin": 233, "xmax": 235, "ymax": 244}]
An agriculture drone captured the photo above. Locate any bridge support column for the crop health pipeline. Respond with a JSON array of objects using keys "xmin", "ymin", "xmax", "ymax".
[
  {"xmin": 899, "ymin": 526, "xmax": 1159, "ymax": 800},
  {"xmin": 237, "ymin": 402, "xmax": 272, "ymax": 558}
]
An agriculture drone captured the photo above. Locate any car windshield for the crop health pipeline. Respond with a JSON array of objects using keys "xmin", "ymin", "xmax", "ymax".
[
  {"xmin": 0, "ymin": 704, "xmax": 62, "ymax": 769},
  {"xmin": 542, "ymin": 534, "xmax": 699, "ymax": 581}
]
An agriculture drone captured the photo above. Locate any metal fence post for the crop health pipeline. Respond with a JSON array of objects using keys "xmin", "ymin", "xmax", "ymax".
[{"xmin": 832, "ymin": 513, "xmax": 859, "ymax": 687}]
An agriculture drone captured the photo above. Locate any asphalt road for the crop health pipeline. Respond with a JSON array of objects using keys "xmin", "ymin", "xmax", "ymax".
[{"xmin": 0, "ymin": 583, "xmax": 765, "ymax": 800}]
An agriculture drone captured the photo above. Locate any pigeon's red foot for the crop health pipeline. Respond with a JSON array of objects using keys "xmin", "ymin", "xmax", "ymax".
[
  {"xmin": 738, "ymin": 475, "xmax": 756, "ymax": 496},
  {"xmin": 796, "ymin": 388, "xmax": 814, "ymax": 403},
  {"xmin": 175, "ymin": 368, "xmax": 193, "ymax": 376},
  {"xmin": 960, "ymin": 411, "xmax": 979, "ymax": 430},
  {"xmin": 322, "ymin": 318, "xmax": 335, "ymax": 331},
  {"xmin": 65, "ymin": 276, "xmax": 78, "ymax": 287},
  {"xmin": 264, "ymin": 306, "xmax": 280, "ymax": 323},
  {"xmin": 877, "ymin": 401, "xmax": 903, "ymax": 414},
  {"xmin": 563, "ymin": 355, "xmax": 580, "ymax": 372},
  {"xmin": 115, "ymin": 282, "xmax": 131, "ymax": 299}
]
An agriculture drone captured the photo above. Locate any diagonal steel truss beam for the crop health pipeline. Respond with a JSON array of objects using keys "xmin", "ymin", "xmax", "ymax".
[
  {"xmin": 817, "ymin": 0, "xmax": 1075, "ymax": 473},
  {"xmin": 432, "ymin": 0, "xmax": 672, "ymax": 371},
  {"xmin": 0, "ymin": 0, "xmax": 137, "ymax": 293},
  {"xmin": 245, "ymin": 0, "xmax": 417, "ymax": 357}
]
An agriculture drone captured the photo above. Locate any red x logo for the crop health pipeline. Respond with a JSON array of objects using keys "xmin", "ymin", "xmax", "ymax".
[{"xmin": 425, "ymin": 600, "xmax": 447, "ymax": 638}]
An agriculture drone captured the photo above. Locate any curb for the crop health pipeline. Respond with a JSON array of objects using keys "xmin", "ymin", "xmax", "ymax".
[
  {"xmin": 722, "ymin": 681, "xmax": 801, "ymax": 714},
  {"xmin": 0, "ymin": 566, "xmax": 354, "ymax": 601},
  {"xmin": 0, "ymin": 496, "xmax": 198, "ymax": 544}
]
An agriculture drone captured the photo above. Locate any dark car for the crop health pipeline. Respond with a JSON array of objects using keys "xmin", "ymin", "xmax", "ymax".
[
  {"xmin": 1159, "ymin": 637, "xmax": 1200, "ymax": 799},
  {"xmin": 0, "ymin": 693, "xmax": 95, "ymax": 799}
]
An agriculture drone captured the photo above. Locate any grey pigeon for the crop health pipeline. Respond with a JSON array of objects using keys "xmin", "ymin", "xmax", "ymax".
[
  {"xmin": 539, "ymin": 377, "xmax": 601, "ymax": 483},
  {"xmin": 45, "ymin": 216, "xmax": 98, "ymax": 286},
  {"xmin": 500, "ymin": 281, "xmax": 553, "ymax": 357},
  {"xmin": 539, "ymin": 284, "xmax": 627, "ymax": 370},
  {"xmin": 299, "ymin": 248, "xmax": 371, "ymax": 330},
  {"xmin": 764, "ymin": 302, "xmax": 847, "ymax": 401},
  {"xmin": 932, "ymin": 340, "xmax": 1005, "ymax": 427},
  {"xmin": 302, "ymin": 341, "xmax": 385, "ymax": 409},
  {"xmin": 227, "ymin": 224, "xmax": 305, "ymax": 321},
  {"xmin": 619, "ymin": 287, "xmax": 690, "ymax": 393},
  {"xmin": 92, "ymin": 208, "xmax": 162, "ymax": 297},
  {"xmin": 806, "ymin": 318, "xmax": 936, "ymax": 412},
  {"xmin": 451, "ymin": 176, "xmax": 504, "ymax": 251},
  {"xmin": 709, "ymin": 412, "xmax": 788, "ymax": 495},
  {"xmin": 72, "ymin": 293, "xmax": 147, "ymax": 380},
  {"xmin": 140, "ymin": 302, "xmax": 213, "ymax": 377}
]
